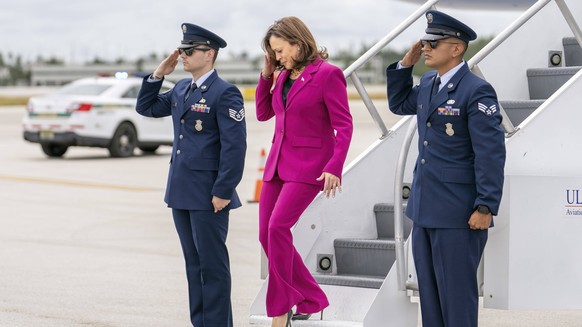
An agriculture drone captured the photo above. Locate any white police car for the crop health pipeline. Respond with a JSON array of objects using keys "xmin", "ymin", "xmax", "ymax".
[{"xmin": 22, "ymin": 74, "xmax": 174, "ymax": 157}]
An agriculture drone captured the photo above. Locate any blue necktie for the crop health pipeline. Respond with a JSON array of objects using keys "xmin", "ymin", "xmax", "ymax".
[
  {"xmin": 185, "ymin": 83, "xmax": 197, "ymax": 101},
  {"xmin": 431, "ymin": 76, "xmax": 441, "ymax": 100}
]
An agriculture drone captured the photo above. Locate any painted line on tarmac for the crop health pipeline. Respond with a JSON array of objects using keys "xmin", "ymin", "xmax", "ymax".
[{"xmin": 0, "ymin": 174, "xmax": 158, "ymax": 191}]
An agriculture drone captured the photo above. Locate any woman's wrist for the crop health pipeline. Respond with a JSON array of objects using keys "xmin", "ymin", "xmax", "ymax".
[{"xmin": 261, "ymin": 71, "xmax": 273, "ymax": 80}]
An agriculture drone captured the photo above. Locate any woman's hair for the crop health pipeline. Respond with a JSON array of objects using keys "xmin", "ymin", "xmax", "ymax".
[{"xmin": 261, "ymin": 16, "xmax": 328, "ymax": 71}]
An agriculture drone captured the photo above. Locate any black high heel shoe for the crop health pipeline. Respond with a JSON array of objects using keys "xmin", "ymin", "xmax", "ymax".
[
  {"xmin": 286, "ymin": 309, "xmax": 293, "ymax": 327},
  {"xmin": 292, "ymin": 313, "xmax": 311, "ymax": 321},
  {"xmin": 292, "ymin": 309, "xmax": 324, "ymax": 321}
]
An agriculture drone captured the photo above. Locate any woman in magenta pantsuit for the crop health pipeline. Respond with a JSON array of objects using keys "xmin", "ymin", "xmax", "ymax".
[{"xmin": 255, "ymin": 16, "xmax": 353, "ymax": 327}]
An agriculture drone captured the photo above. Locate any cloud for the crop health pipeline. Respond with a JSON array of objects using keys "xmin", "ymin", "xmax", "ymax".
[{"xmin": 0, "ymin": 0, "xmax": 521, "ymax": 63}]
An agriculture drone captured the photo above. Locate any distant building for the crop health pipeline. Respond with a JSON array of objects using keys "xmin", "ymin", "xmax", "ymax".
[{"xmin": 29, "ymin": 57, "xmax": 385, "ymax": 86}]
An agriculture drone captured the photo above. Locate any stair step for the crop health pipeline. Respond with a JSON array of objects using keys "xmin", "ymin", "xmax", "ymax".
[
  {"xmin": 563, "ymin": 37, "xmax": 582, "ymax": 66},
  {"xmin": 314, "ymin": 273, "xmax": 385, "ymax": 289},
  {"xmin": 374, "ymin": 203, "xmax": 412, "ymax": 239},
  {"xmin": 527, "ymin": 66, "xmax": 581, "ymax": 99},
  {"xmin": 500, "ymin": 99, "xmax": 544, "ymax": 125},
  {"xmin": 334, "ymin": 238, "xmax": 395, "ymax": 276}
]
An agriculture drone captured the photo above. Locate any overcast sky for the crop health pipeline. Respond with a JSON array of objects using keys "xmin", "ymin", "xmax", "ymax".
[{"xmin": 0, "ymin": 0, "xmax": 523, "ymax": 64}]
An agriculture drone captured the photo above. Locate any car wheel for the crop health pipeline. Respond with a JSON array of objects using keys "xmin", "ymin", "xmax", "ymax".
[
  {"xmin": 108, "ymin": 122, "xmax": 137, "ymax": 157},
  {"xmin": 41, "ymin": 143, "xmax": 68, "ymax": 157},
  {"xmin": 138, "ymin": 145, "xmax": 159, "ymax": 154}
]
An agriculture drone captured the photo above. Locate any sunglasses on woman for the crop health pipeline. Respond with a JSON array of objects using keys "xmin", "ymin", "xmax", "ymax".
[
  {"xmin": 178, "ymin": 47, "xmax": 212, "ymax": 56},
  {"xmin": 421, "ymin": 39, "xmax": 460, "ymax": 49}
]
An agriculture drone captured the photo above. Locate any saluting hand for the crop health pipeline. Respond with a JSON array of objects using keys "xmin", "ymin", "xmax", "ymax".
[
  {"xmin": 153, "ymin": 50, "xmax": 180, "ymax": 78},
  {"xmin": 401, "ymin": 40, "xmax": 423, "ymax": 68},
  {"xmin": 317, "ymin": 172, "xmax": 342, "ymax": 199}
]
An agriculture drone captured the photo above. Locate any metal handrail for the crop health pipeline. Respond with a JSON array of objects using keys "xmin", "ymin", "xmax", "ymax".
[
  {"xmin": 393, "ymin": 116, "xmax": 417, "ymax": 291},
  {"xmin": 344, "ymin": 0, "xmax": 439, "ymax": 78},
  {"xmin": 392, "ymin": 0, "xmax": 582, "ymax": 291},
  {"xmin": 467, "ymin": 0, "xmax": 552, "ymax": 69},
  {"xmin": 343, "ymin": 0, "xmax": 439, "ymax": 137}
]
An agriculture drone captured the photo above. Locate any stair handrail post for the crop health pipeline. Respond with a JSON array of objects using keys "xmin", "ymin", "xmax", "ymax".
[
  {"xmin": 350, "ymin": 72, "xmax": 390, "ymax": 138},
  {"xmin": 393, "ymin": 116, "xmax": 417, "ymax": 291},
  {"xmin": 555, "ymin": 0, "xmax": 582, "ymax": 48}
]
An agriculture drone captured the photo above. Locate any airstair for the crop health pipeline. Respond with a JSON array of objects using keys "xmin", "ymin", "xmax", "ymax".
[{"xmin": 250, "ymin": 0, "xmax": 582, "ymax": 325}]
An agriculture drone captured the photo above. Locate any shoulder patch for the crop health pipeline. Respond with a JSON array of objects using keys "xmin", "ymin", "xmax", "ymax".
[
  {"xmin": 228, "ymin": 108, "xmax": 245, "ymax": 122},
  {"xmin": 478, "ymin": 102, "xmax": 497, "ymax": 116}
]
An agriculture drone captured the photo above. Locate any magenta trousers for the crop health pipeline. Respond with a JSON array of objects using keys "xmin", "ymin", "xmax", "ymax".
[{"xmin": 259, "ymin": 175, "xmax": 329, "ymax": 317}]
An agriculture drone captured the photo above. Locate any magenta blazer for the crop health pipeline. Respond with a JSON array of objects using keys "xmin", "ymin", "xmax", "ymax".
[{"xmin": 255, "ymin": 59, "xmax": 353, "ymax": 186}]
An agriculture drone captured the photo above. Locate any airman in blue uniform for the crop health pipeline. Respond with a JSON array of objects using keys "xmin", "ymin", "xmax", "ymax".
[
  {"xmin": 386, "ymin": 10, "xmax": 506, "ymax": 327},
  {"xmin": 136, "ymin": 23, "xmax": 246, "ymax": 327}
]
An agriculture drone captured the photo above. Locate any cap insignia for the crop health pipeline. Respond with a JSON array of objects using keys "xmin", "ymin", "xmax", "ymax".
[
  {"xmin": 182, "ymin": 24, "xmax": 187, "ymax": 33},
  {"xmin": 427, "ymin": 13, "xmax": 433, "ymax": 24}
]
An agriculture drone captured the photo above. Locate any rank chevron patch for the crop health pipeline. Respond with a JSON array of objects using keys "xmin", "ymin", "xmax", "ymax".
[
  {"xmin": 228, "ymin": 108, "xmax": 245, "ymax": 122},
  {"xmin": 478, "ymin": 103, "xmax": 497, "ymax": 116}
]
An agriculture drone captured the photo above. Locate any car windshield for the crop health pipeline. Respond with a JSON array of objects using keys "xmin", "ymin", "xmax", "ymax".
[{"xmin": 56, "ymin": 83, "xmax": 112, "ymax": 96}]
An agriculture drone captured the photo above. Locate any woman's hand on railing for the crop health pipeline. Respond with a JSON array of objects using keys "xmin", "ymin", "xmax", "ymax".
[{"xmin": 401, "ymin": 40, "xmax": 423, "ymax": 68}]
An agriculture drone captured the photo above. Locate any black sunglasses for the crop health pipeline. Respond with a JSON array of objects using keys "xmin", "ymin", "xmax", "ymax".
[
  {"xmin": 178, "ymin": 47, "xmax": 212, "ymax": 56},
  {"xmin": 421, "ymin": 39, "xmax": 461, "ymax": 49}
]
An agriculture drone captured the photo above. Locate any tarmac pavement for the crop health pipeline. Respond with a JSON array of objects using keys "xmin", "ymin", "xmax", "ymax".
[{"xmin": 1, "ymin": 102, "xmax": 581, "ymax": 327}]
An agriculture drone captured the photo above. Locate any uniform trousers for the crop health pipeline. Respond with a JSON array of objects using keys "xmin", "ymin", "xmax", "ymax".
[
  {"xmin": 172, "ymin": 208, "xmax": 233, "ymax": 327},
  {"xmin": 412, "ymin": 226, "xmax": 488, "ymax": 327},
  {"xmin": 259, "ymin": 175, "xmax": 329, "ymax": 317}
]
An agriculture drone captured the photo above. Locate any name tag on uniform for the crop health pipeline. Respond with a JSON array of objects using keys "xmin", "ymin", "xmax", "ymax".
[
  {"xmin": 437, "ymin": 106, "xmax": 460, "ymax": 116},
  {"xmin": 191, "ymin": 103, "xmax": 211, "ymax": 113}
]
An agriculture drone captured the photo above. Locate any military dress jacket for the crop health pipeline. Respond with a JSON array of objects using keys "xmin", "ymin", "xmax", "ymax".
[
  {"xmin": 255, "ymin": 59, "xmax": 353, "ymax": 186},
  {"xmin": 386, "ymin": 62, "xmax": 505, "ymax": 228},
  {"xmin": 136, "ymin": 71, "xmax": 246, "ymax": 211}
]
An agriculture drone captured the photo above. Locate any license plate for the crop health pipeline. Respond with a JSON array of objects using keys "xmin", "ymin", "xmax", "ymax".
[{"xmin": 40, "ymin": 130, "xmax": 54, "ymax": 140}]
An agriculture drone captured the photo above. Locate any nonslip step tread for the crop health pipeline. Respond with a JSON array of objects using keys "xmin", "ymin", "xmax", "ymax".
[
  {"xmin": 526, "ymin": 66, "xmax": 581, "ymax": 76},
  {"xmin": 334, "ymin": 238, "xmax": 396, "ymax": 249},
  {"xmin": 314, "ymin": 273, "xmax": 385, "ymax": 289}
]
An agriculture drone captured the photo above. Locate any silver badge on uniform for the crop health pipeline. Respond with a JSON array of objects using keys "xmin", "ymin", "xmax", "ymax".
[
  {"xmin": 201, "ymin": 85, "xmax": 207, "ymax": 91},
  {"xmin": 447, "ymin": 99, "xmax": 455, "ymax": 105},
  {"xmin": 447, "ymin": 83, "xmax": 454, "ymax": 89},
  {"xmin": 195, "ymin": 119, "xmax": 203, "ymax": 132},
  {"xmin": 199, "ymin": 98, "xmax": 206, "ymax": 104},
  {"xmin": 445, "ymin": 123, "xmax": 454, "ymax": 136}
]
